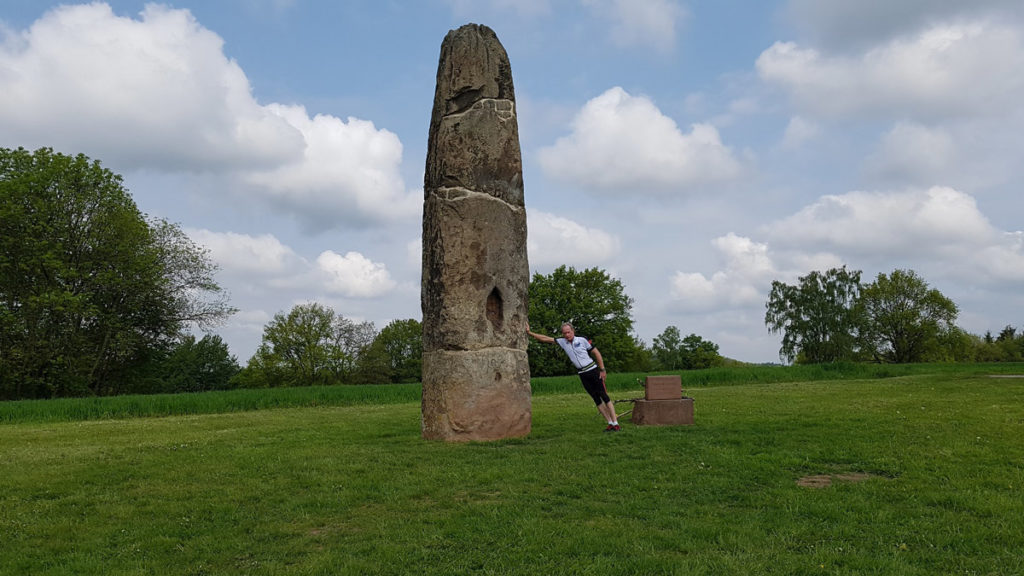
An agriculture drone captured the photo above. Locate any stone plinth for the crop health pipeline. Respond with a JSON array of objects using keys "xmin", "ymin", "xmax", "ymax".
[{"xmin": 631, "ymin": 398, "xmax": 694, "ymax": 426}]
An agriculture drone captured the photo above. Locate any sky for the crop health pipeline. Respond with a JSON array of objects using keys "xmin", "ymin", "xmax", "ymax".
[{"xmin": 2, "ymin": 0, "xmax": 1023, "ymax": 365}]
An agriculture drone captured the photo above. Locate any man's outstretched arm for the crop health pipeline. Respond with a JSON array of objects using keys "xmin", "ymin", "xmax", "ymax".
[{"xmin": 526, "ymin": 324, "xmax": 555, "ymax": 344}]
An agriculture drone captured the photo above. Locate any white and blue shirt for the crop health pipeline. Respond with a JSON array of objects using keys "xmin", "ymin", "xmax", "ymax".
[{"xmin": 555, "ymin": 336, "xmax": 597, "ymax": 373}]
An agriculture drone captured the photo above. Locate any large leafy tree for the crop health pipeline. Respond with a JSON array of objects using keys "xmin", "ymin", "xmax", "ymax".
[
  {"xmin": 0, "ymin": 147, "xmax": 234, "ymax": 399},
  {"xmin": 244, "ymin": 302, "xmax": 376, "ymax": 386},
  {"xmin": 857, "ymin": 269, "xmax": 958, "ymax": 363},
  {"xmin": 765, "ymin": 266, "xmax": 863, "ymax": 364},
  {"xmin": 527, "ymin": 265, "xmax": 638, "ymax": 376}
]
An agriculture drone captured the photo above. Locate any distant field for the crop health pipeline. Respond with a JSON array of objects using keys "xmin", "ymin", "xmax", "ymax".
[{"xmin": 2, "ymin": 364, "xmax": 1023, "ymax": 575}]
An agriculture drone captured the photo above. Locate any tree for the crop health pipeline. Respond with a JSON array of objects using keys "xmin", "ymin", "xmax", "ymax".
[
  {"xmin": 924, "ymin": 325, "xmax": 977, "ymax": 363},
  {"xmin": 527, "ymin": 266, "xmax": 639, "ymax": 376},
  {"xmin": 969, "ymin": 326, "xmax": 1024, "ymax": 362},
  {"xmin": 335, "ymin": 316, "xmax": 378, "ymax": 382},
  {"xmin": 245, "ymin": 303, "xmax": 376, "ymax": 386},
  {"xmin": 857, "ymin": 269, "xmax": 958, "ymax": 363},
  {"xmin": 765, "ymin": 266, "xmax": 863, "ymax": 364},
  {"xmin": 0, "ymin": 147, "xmax": 234, "ymax": 399},
  {"xmin": 368, "ymin": 319, "xmax": 422, "ymax": 383},
  {"xmin": 652, "ymin": 326, "xmax": 723, "ymax": 370},
  {"xmin": 994, "ymin": 325, "xmax": 1023, "ymax": 361},
  {"xmin": 621, "ymin": 338, "xmax": 653, "ymax": 373},
  {"xmin": 680, "ymin": 333, "xmax": 725, "ymax": 370},
  {"xmin": 160, "ymin": 334, "xmax": 240, "ymax": 393},
  {"xmin": 652, "ymin": 326, "xmax": 686, "ymax": 370}
]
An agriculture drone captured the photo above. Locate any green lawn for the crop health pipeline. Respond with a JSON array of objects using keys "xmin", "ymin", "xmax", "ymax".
[{"xmin": 2, "ymin": 370, "xmax": 1023, "ymax": 575}]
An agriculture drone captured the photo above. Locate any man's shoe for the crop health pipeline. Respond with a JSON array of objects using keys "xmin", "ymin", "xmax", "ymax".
[
  {"xmin": 604, "ymin": 424, "xmax": 616, "ymax": 432},
  {"xmin": 613, "ymin": 424, "xmax": 621, "ymax": 432}
]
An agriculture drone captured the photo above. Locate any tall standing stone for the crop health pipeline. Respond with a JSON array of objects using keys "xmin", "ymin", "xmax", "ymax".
[{"xmin": 421, "ymin": 24, "xmax": 531, "ymax": 441}]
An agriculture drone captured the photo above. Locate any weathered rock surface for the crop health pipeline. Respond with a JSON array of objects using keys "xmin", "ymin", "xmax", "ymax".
[
  {"xmin": 421, "ymin": 349, "xmax": 531, "ymax": 440},
  {"xmin": 421, "ymin": 24, "xmax": 531, "ymax": 441}
]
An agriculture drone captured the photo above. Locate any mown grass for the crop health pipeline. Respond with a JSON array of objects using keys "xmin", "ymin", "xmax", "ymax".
[{"xmin": 2, "ymin": 365, "xmax": 1023, "ymax": 575}]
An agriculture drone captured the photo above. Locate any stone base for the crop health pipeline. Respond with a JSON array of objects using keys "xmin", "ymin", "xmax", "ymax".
[
  {"xmin": 421, "ymin": 348, "xmax": 531, "ymax": 442},
  {"xmin": 631, "ymin": 398, "xmax": 694, "ymax": 426}
]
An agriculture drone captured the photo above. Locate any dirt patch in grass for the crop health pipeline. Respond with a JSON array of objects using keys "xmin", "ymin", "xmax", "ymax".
[{"xmin": 797, "ymin": 472, "xmax": 875, "ymax": 488}]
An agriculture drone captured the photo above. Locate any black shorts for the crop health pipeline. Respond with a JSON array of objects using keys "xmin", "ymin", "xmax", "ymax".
[{"xmin": 578, "ymin": 368, "xmax": 610, "ymax": 406}]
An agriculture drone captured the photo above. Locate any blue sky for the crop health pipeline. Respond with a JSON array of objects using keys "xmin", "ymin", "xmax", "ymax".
[{"xmin": 2, "ymin": 0, "xmax": 1023, "ymax": 364}]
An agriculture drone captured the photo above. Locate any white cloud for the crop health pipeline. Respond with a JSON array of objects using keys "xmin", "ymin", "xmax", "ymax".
[
  {"xmin": 668, "ymin": 272, "xmax": 717, "ymax": 308},
  {"xmin": 315, "ymin": 251, "xmax": 397, "ymax": 298},
  {"xmin": 407, "ymin": 239, "xmax": 423, "ymax": 269},
  {"xmin": 783, "ymin": 0, "xmax": 1023, "ymax": 50},
  {"xmin": 229, "ymin": 309, "xmax": 273, "ymax": 335},
  {"xmin": 582, "ymin": 0, "xmax": 687, "ymax": 52},
  {"xmin": 766, "ymin": 186, "xmax": 995, "ymax": 257},
  {"xmin": 667, "ymin": 186, "xmax": 1024, "ymax": 314},
  {"xmin": 538, "ymin": 87, "xmax": 741, "ymax": 193},
  {"xmin": 714, "ymin": 233, "xmax": 776, "ymax": 278},
  {"xmin": 788, "ymin": 252, "xmax": 845, "ymax": 274},
  {"xmin": 187, "ymin": 229, "xmax": 397, "ymax": 299},
  {"xmin": 187, "ymin": 229, "xmax": 300, "ymax": 276},
  {"xmin": 0, "ymin": 4, "xmax": 301, "ymax": 170},
  {"xmin": 781, "ymin": 116, "xmax": 820, "ymax": 148},
  {"xmin": 977, "ymin": 232, "xmax": 1024, "ymax": 282},
  {"xmin": 757, "ymin": 20, "xmax": 1024, "ymax": 120},
  {"xmin": 0, "ymin": 3, "xmax": 415, "ymax": 231},
  {"xmin": 865, "ymin": 121, "xmax": 956, "ymax": 181},
  {"xmin": 244, "ymin": 105, "xmax": 420, "ymax": 230},
  {"xmin": 760, "ymin": 186, "xmax": 1024, "ymax": 285},
  {"xmin": 527, "ymin": 210, "xmax": 620, "ymax": 268},
  {"xmin": 669, "ymin": 233, "xmax": 776, "ymax": 311}
]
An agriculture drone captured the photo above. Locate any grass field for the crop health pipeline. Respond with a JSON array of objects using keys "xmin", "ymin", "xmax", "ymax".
[{"xmin": 2, "ymin": 365, "xmax": 1023, "ymax": 575}]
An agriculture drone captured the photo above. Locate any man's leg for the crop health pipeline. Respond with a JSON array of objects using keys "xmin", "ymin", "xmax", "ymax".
[
  {"xmin": 600, "ymin": 401, "xmax": 619, "ymax": 429},
  {"xmin": 581, "ymin": 370, "xmax": 620, "ymax": 430}
]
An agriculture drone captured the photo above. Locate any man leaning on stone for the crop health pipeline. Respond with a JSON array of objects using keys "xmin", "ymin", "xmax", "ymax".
[{"xmin": 527, "ymin": 322, "xmax": 620, "ymax": 432}]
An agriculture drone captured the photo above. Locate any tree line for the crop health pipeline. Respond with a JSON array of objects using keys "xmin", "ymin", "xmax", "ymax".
[
  {"xmin": 231, "ymin": 266, "xmax": 719, "ymax": 390},
  {"xmin": 0, "ymin": 148, "xmax": 722, "ymax": 400},
  {"xmin": 765, "ymin": 266, "xmax": 1024, "ymax": 364},
  {"xmin": 4, "ymin": 147, "xmax": 1020, "ymax": 400},
  {"xmin": 0, "ymin": 147, "xmax": 419, "ymax": 398},
  {"xmin": 232, "ymin": 306, "xmax": 422, "ymax": 389}
]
